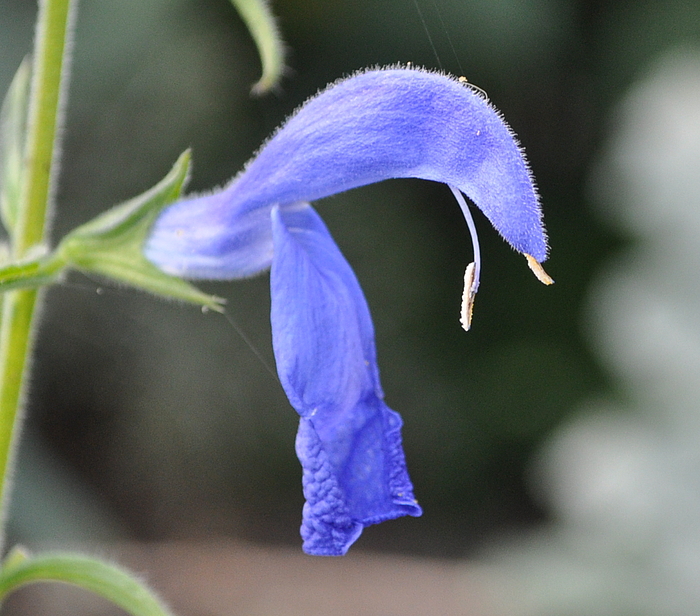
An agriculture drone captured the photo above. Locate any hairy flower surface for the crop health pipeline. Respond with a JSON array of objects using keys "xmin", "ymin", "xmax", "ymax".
[{"xmin": 145, "ymin": 67, "xmax": 551, "ymax": 555}]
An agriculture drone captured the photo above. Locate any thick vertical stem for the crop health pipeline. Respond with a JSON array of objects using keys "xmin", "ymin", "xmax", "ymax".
[
  {"xmin": 0, "ymin": 290, "xmax": 39, "ymax": 546},
  {"xmin": 16, "ymin": 0, "xmax": 74, "ymax": 255},
  {"xmin": 0, "ymin": 0, "xmax": 74, "ymax": 552}
]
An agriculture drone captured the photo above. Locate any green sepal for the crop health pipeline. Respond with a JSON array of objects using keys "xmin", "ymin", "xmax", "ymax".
[
  {"xmin": 0, "ymin": 58, "xmax": 32, "ymax": 236},
  {"xmin": 0, "ymin": 551, "xmax": 173, "ymax": 616},
  {"xmin": 229, "ymin": 0, "xmax": 285, "ymax": 94},
  {"xmin": 56, "ymin": 150, "xmax": 224, "ymax": 311}
]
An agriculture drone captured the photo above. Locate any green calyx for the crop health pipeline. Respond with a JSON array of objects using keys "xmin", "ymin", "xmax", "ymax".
[{"xmin": 0, "ymin": 150, "xmax": 224, "ymax": 312}]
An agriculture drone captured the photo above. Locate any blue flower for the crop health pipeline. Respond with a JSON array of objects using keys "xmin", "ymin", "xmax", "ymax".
[{"xmin": 145, "ymin": 67, "xmax": 551, "ymax": 555}]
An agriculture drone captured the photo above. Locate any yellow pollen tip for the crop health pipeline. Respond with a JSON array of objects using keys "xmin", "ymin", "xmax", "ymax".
[{"xmin": 525, "ymin": 254, "xmax": 554, "ymax": 285}]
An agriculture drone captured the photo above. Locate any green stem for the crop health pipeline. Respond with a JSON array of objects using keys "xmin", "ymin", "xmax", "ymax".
[
  {"xmin": 0, "ymin": 0, "xmax": 74, "ymax": 552},
  {"xmin": 0, "ymin": 290, "xmax": 39, "ymax": 536},
  {"xmin": 16, "ymin": 0, "xmax": 73, "ymax": 255}
]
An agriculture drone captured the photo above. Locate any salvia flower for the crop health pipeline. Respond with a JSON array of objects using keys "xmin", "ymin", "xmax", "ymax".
[{"xmin": 145, "ymin": 67, "xmax": 552, "ymax": 555}]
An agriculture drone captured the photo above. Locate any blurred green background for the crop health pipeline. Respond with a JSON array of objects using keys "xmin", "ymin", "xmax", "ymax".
[{"xmin": 0, "ymin": 0, "xmax": 695, "ymax": 557}]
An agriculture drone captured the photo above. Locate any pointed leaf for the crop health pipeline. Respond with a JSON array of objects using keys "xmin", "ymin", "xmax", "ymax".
[
  {"xmin": 229, "ymin": 0, "xmax": 285, "ymax": 94},
  {"xmin": 0, "ymin": 552, "xmax": 173, "ymax": 616},
  {"xmin": 0, "ymin": 58, "xmax": 32, "ymax": 235}
]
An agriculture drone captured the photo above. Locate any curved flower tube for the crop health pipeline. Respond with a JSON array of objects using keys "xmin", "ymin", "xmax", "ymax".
[{"xmin": 145, "ymin": 67, "xmax": 551, "ymax": 555}]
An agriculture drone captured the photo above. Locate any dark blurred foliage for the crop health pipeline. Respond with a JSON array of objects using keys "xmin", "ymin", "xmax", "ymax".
[{"xmin": 1, "ymin": 0, "xmax": 698, "ymax": 558}]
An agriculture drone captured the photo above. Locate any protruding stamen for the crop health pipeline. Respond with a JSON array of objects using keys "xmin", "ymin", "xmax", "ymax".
[
  {"xmin": 460, "ymin": 262, "xmax": 477, "ymax": 331},
  {"xmin": 525, "ymin": 254, "xmax": 554, "ymax": 285},
  {"xmin": 449, "ymin": 185, "xmax": 482, "ymax": 329},
  {"xmin": 449, "ymin": 185, "xmax": 482, "ymax": 330}
]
